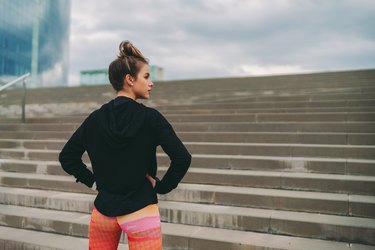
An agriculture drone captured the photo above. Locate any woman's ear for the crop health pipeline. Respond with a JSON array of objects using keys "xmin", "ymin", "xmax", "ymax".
[{"xmin": 124, "ymin": 74, "xmax": 134, "ymax": 87}]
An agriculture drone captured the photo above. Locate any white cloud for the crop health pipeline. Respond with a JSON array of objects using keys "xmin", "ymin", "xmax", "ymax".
[
  {"xmin": 68, "ymin": 73, "xmax": 80, "ymax": 87},
  {"xmin": 231, "ymin": 64, "xmax": 308, "ymax": 76},
  {"xmin": 68, "ymin": 0, "xmax": 375, "ymax": 85}
]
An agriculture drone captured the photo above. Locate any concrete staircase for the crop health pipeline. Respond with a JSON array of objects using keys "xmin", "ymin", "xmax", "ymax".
[{"xmin": 0, "ymin": 69, "xmax": 375, "ymax": 249}]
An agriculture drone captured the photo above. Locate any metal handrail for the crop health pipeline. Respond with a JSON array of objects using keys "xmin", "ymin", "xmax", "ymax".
[
  {"xmin": 0, "ymin": 73, "xmax": 30, "ymax": 91},
  {"xmin": 0, "ymin": 73, "xmax": 31, "ymax": 123}
]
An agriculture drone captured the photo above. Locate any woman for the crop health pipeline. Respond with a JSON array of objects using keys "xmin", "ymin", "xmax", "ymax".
[{"xmin": 59, "ymin": 40, "xmax": 192, "ymax": 250}]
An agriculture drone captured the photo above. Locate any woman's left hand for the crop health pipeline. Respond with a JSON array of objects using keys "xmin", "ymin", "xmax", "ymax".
[{"xmin": 146, "ymin": 174, "xmax": 156, "ymax": 188}]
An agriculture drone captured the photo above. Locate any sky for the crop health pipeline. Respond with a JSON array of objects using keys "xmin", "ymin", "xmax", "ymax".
[{"xmin": 69, "ymin": 0, "xmax": 375, "ymax": 85}]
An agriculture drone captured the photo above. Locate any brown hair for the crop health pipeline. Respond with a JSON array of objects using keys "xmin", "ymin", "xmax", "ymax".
[{"xmin": 108, "ymin": 41, "xmax": 149, "ymax": 92}]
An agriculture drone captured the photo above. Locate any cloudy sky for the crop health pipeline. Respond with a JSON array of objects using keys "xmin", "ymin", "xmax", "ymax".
[{"xmin": 69, "ymin": 0, "xmax": 375, "ymax": 85}]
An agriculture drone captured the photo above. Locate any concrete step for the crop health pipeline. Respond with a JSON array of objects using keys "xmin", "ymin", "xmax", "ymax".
[
  {"xmin": 176, "ymin": 166, "xmax": 375, "ymax": 190},
  {"xmin": 155, "ymin": 99, "xmax": 375, "ymax": 111},
  {"xmin": 0, "ymin": 123, "xmax": 78, "ymax": 131},
  {"xmin": 4, "ymin": 109, "xmax": 375, "ymax": 124},
  {"xmin": 0, "ymin": 226, "xmax": 121, "ymax": 250},
  {"xmin": 0, "ymin": 139, "xmax": 66, "ymax": 150},
  {"xmin": 203, "ymin": 93, "xmax": 375, "ymax": 104},
  {"xmin": 1, "ymin": 183, "xmax": 374, "ymax": 218},
  {"xmin": 1, "ymin": 140, "xmax": 374, "ymax": 159},
  {"xmin": 214, "ymin": 88, "xmax": 375, "ymax": 97},
  {"xmin": 0, "ymin": 215, "xmax": 367, "ymax": 250},
  {"xmin": 0, "ymin": 131, "xmax": 374, "ymax": 146},
  {"xmin": 0, "ymin": 201, "xmax": 374, "ymax": 245},
  {"xmin": 173, "ymin": 122, "xmax": 375, "ymax": 134},
  {"xmin": 0, "ymin": 168, "xmax": 374, "ymax": 195},
  {"xmin": 197, "ymin": 95, "xmax": 375, "ymax": 104},
  {"xmin": 2, "ymin": 68, "xmax": 374, "ymax": 99},
  {"xmin": 0, "ymin": 159, "xmax": 64, "ymax": 175},
  {"xmin": 159, "ymin": 201, "xmax": 375, "ymax": 245},
  {"xmin": 165, "ymin": 112, "xmax": 375, "ymax": 123},
  {"xmin": 4, "ymin": 93, "xmax": 374, "ymax": 117},
  {"xmin": 2, "ymin": 121, "xmax": 375, "ymax": 134},
  {"xmin": 183, "ymin": 154, "xmax": 375, "ymax": 177},
  {"xmin": 182, "ymin": 143, "xmax": 375, "ymax": 160},
  {"xmin": 2, "ymin": 146, "xmax": 375, "ymax": 177},
  {"xmin": 11, "ymin": 112, "xmax": 375, "ymax": 123},
  {"xmin": 2, "ymin": 84, "xmax": 375, "ymax": 110},
  {"xmin": 0, "ymin": 131, "xmax": 71, "ymax": 140},
  {"xmin": 3, "ymin": 89, "xmax": 374, "ymax": 107},
  {"xmin": 0, "ymin": 137, "xmax": 373, "ymax": 150},
  {"xmin": 161, "ymin": 183, "xmax": 375, "ymax": 218},
  {"xmin": 2, "ymin": 104, "xmax": 375, "ymax": 122},
  {"xmin": 2, "ymin": 147, "xmax": 373, "ymax": 175},
  {"xmin": 1, "ymin": 146, "xmax": 374, "ymax": 176},
  {"xmin": 9, "ymin": 105, "xmax": 375, "ymax": 117},
  {"xmin": 0, "ymin": 95, "xmax": 375, "ymax": 114},
  {"xmin": 1, "ymin": 156, "xmax": 375, "ymax": 189},
  {"xmin": 159, "ymin": 165, "xmax": 375, "ymax": 195},
  {"xmin": 163, "ymin": 106, "xmax": 375, "ymax": 115}
]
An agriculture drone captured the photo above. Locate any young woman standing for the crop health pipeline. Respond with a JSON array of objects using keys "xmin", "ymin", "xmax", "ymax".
[{"xmin": 59, "ymin": 40, "xmax": 192, "ymax": 250}]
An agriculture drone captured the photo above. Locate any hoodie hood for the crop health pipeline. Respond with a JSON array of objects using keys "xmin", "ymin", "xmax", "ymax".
[{"xmin": 96, "ymin": 96, "xmax": 147, "ymax": 148}]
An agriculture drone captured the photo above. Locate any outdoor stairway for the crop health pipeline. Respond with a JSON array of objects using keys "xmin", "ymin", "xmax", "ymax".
[{"xmin": 1, "ymin": 71, "xmax": 375, "ymax": 249}]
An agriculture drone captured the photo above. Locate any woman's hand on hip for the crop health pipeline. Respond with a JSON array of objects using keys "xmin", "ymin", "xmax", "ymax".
[{"xmin": 146, "ymin": 174, "xmax": 156, "ymax": 188}]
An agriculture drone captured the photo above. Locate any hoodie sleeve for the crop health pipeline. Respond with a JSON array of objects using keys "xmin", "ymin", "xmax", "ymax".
[
  {"xmin": 59, "ymin": 119, "xmax": 95, "ymax": 188},
  {"xmin": 152, "ymin": 110, "xmax": 192, "ymax": 194}
]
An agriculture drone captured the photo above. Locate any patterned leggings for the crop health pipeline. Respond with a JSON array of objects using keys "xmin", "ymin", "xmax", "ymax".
[{"xmin": 89, "ymin": 204, "xmax": 162, "ymax": 250}]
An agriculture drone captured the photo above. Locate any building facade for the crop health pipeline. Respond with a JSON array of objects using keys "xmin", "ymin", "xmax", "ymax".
[{"xmin": 0, "ymin": 0, "xmax": 70, "ymax": 88}]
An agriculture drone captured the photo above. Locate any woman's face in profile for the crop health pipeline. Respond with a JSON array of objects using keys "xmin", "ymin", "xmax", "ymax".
[{"xmin": 132, "ymin": 64, "xmax": 153, "ymax": 99}]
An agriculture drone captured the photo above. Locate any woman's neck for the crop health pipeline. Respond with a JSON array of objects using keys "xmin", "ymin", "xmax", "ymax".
[{"xmin": 117, "ymin": 90, "xmax": 136, "ymax": 100}]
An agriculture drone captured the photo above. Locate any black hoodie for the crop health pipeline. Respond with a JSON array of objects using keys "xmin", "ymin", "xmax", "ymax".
[{"xmin": 59, "ymin": 96, "xmax": 192, "ymax": 216}]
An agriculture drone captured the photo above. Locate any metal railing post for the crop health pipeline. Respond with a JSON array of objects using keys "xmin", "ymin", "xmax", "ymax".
[
  {"xmin": 22, "ymin": 78, "xmax": 27, "ymax": 123},
  {"xmin": 0, "ymin": 73, "xmax": 30, "ymax": 122}
]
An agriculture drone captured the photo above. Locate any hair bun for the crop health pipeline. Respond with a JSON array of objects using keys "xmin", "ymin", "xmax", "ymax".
[
  {"xmin": 118, "ymin": 40, "xmax": 145, "ymax": 60},
  {"xmin": 109, "ymin": 40, "xmax": 149, "ymax": 92}
]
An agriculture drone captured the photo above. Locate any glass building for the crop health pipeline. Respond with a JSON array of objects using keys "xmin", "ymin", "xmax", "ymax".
[{"xmin": 0, "ymin": 0, "xmax": 71, "ymax": 88}]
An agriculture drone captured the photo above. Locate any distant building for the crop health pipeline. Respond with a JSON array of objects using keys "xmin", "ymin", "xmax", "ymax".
[
  {"xmin": 150, "ymin": 65, "xmax": 164, "ymax": 82},
  {"xmin": 0, "ymin": 0, "xmax": 71, "ymax": 88},
  {"xmin": 80, "ymin": 69, "xmax": 108, "ymax": 86},
  {"xmin": 80, "ymin": 65, "xmax": 164, "ymax": 86}
]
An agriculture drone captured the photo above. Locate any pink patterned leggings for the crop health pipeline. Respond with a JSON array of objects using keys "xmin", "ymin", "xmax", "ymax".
[{"xmin": 89, "ymin": 204, "xmax": 162, "ymax": 250}]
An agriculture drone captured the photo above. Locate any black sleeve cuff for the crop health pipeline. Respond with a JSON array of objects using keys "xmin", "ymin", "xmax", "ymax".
[
  {"xmin": 75, "ymin": 167, "xmax": 95, "ymax": 188},
  {"xmin": 154, "ymin": 177, "xmax": 169, "ymax": 194}
]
